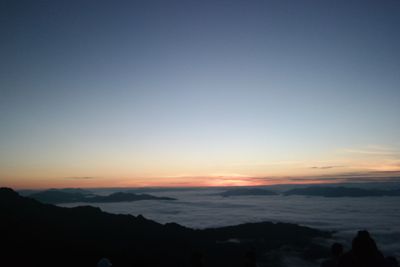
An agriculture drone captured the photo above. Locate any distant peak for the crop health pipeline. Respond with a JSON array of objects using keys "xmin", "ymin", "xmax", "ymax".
[
  {"xmin": 0, "ymin": 187, "xmax": 19, "ymax": 196},
  {"xmin": 0, "ymin": 188, "xmax": 23, "ymax": 205}
]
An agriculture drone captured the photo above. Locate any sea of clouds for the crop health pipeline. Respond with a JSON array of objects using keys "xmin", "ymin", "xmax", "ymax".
[{"xmin": 60, "ymin": 187, "xmax": 400, "ymax": 260}]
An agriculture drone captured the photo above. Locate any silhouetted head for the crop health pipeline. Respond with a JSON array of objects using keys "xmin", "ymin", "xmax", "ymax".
[
  {"xmin": 357, "ymin": 230, "xmax": 370, "ymax": 239},
  {"xmin": 331, "ymin": 243, "xmax": 343, "ymax": 258},
  {"xmin": 352, "ymin": 230, "xmax": 378, "ymax": 257}
]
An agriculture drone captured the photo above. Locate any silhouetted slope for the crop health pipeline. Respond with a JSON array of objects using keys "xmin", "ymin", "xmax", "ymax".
[
  {"xmin": 220, "ymin": 188, "xmax": 278, "ymax": 197},
  {"xmin": 284, "ymin": 186, "xmax": 400, "ymax": 197},
  {"xmin": 0, "ymin": 188, "xmax": 330, "ymax": 267},
  {"xmin": 28, "ymin": 189, "xmax": 175, "ymax": 204}
]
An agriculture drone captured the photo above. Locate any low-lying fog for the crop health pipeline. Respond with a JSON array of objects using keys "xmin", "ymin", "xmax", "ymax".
[{"xmin": 59, "ymin": 185, "xmax": 400, "ymax": 259}]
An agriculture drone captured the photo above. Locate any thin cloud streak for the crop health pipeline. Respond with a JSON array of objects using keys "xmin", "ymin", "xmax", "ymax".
[
  {"xmin": 137, "ymin": 171, "xmax": 400, "ymax": 187},
  {"xmin": 64, "ymin": 177, "xmax": 96, "ymax": 180},
  {"xmin": 310, "ymin": 165, "xmax": 344, "ymax": 170}
]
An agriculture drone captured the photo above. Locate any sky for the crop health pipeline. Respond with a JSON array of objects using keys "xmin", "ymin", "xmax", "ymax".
[{"xmin": 1, "ymin": 0, "xmax": 400, "ymax": 188}]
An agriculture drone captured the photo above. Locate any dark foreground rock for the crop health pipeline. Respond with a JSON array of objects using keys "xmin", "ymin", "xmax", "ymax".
[{"xmin": 0, "ymin": 188, "xmax": 330, "ymax": 267}]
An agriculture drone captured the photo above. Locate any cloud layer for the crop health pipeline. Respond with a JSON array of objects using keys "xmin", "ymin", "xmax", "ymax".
[{"xmin": 61, "ymin": 186, "xmax": 400, "ymax": 262}]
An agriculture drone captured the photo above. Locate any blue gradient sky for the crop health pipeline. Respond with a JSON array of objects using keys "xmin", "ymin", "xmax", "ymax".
[{"xmin": 1, "ymin": 0, "xmax": 400, "ymax": 188}]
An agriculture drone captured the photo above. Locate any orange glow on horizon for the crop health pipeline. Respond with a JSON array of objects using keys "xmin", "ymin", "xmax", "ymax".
[{"xmin": 3, "ymin": 170, "xmax": 400, "ymax": 190}]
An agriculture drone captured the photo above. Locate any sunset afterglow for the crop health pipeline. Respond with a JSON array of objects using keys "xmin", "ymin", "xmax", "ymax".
[{"xmin": 1, "ymin": 1, "xmax": 400, "ymax": 189}]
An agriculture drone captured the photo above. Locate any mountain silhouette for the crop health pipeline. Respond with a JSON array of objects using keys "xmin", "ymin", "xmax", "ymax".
[
  {"xmin": 284, "ymin": 186, "xmax": 400, "ymax": 197},
  {"xmin": 0, "ymin": 187, "xmax": 330, "ymax": 267},
  {"xmin": 28, "ymin": 189, "xmax": 175, "ymax": 204},
  {"xmin": 220, "ymin": 188, "xmax": 278, "ymax": 197}
]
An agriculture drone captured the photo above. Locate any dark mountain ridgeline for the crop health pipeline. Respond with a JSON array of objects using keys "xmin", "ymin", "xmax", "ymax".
[
  {"xmin": 47, "ymin": 188, "xmax": 93, "ymax": 194},
  {"xmin": 0, "ymin": 188, "xmax": 330, "ymax": 267},
  {"xmin": 27, "ymin": 189, "xmax": 94, "ymax": 204},
  {"xmin": 28, "ymin": 189, "xmax": 175, "ymax": 204},
  {"xmin": 86, "ymin": 192, "xmax": 175, "ymax": 203},
  {"xmin": 220, "ymin": 188, "xmax": 278, "ymax": 197},
  {"xmin": 18, "ymin": 187, "xmax": 93, "ymax": 196},
  {"xmin": 284, "ymin": 186, "xmax": 400, "ymax": 197}
]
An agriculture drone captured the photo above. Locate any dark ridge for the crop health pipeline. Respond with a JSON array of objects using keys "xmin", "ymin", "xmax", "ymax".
[
  {"xmin": 47, "ymin": 188, "xmax": 93, "ymax": 194},
  {"xmin": 284, "ymin": 186, "xmax": 400, "ymax": 197},
  {"xmin": 84, "ymin": 192, "xmax": 175, "ymax": 202},
  {"xmin": 0, "ymin": 187, "xmax": 330, "ymax": 267},
  {"xmin": 220, "ymin": 188, "xmax": 278, "ymax": 197},
  {"xmin": 28, "ymin": 189, "xmax": 176, "ymax": 204}
]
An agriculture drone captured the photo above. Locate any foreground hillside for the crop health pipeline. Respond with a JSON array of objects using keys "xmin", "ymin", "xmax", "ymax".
[{"xmin": 0, "ymin": 188, "xmax": 330, "ymax": 267}]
